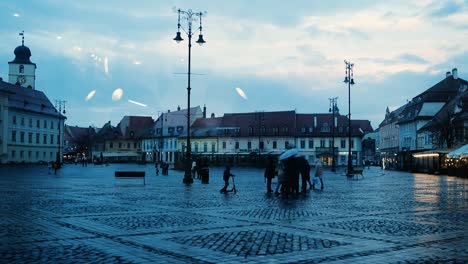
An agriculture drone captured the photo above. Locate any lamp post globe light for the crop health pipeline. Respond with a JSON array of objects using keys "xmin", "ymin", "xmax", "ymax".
[
  {"xmin": 344, "ymin": 60, "xmax": 355, "ymax": 176},
  {"xmin": 173, "ymin": 8, "xmax": 206, "ymax": 184}
]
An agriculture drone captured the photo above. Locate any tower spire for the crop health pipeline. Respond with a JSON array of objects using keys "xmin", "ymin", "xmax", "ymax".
[{"xmin": 19, "ymin": 30, "xmax": 24, "ymax": 46}]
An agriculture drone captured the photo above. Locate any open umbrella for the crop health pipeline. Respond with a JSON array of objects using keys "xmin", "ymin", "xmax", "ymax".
[{"xmin": 279, "ymin": 148, "xmax": 298, "ymax": 161}]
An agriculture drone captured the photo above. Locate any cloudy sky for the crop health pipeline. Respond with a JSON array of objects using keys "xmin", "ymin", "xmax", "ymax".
[{"xmin": 0, "ymin": 0, "xmax": 467, "ymax": 129}]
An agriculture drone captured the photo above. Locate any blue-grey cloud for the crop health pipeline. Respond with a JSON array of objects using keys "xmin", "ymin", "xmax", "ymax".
[
  {"xmin": 398, "ymin": 54, "xmax": 429, "ymax": 64},
  {"xmin": 357, "ymin": 53, "xmax": 429, "ymax": 65},
  {"xmin": 428, "ymin": 0, "xmax": 464, "ymax": 17},
  {"xmin": 305, "ymin": 25, "xmax": 369, "ymax": 40}
]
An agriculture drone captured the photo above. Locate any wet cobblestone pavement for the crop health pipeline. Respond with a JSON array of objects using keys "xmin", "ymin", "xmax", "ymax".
[{"xmin": 0, "ymin": 164, "xmax": 467, "ymax": 263}]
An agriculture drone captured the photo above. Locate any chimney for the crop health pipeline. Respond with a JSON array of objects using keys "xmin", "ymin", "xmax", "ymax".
[
  {"xmin": 211, "ymin": 113, "xmax": 215, "ymax": 118},
  {"xmin": 446, "ymin": 71, "xmax": 452, "ymax": 78},
  {"xmin": 314, "ymin": 116, "xmax": 317, "ymax": 127},
  {"xmin": 177, "ymin": 105, "xmax": 180, "ymax": 111},
  {"xmin": 452, "ymin": 68, "xmax": 458, "ymax": 79},
  {"xmin": 167, "ymin": 110, "xmax": 170, "ymax": 113},
  {"xmin": 203, "ymin": 104, "xmax": 207, "ymax": 118}
]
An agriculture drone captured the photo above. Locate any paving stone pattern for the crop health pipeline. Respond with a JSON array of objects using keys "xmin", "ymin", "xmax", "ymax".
[{"xmin": 0, "ymin": 164, "xmax": 466, "ymax": 263}]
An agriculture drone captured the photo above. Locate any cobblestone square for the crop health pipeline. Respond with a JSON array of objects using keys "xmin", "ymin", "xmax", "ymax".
[{"xmin": 0, "ymin": 164, "xmax": 467, "ymax": 263}]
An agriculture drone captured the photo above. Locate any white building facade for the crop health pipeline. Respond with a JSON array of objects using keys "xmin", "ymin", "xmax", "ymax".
[{"xmin": 0, "ymin": 39, "xmax": 64, "ymax": 164}]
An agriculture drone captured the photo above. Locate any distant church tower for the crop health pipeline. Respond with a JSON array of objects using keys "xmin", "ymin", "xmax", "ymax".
[{"xmin": 8, "ymin": 31, "xmax": 36, "ymax": 89}]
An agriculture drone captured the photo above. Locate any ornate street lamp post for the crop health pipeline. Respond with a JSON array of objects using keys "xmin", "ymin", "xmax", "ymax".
[
  {"xmin": 173, "ymin": 8, "xmax": 206, "ymax": 184},
  {"xmin": 329, "ymin": 97, "xmax": 338, "ymax": 172},
  {"xmin": 344, "ymin": 60, "xmax": 355, "ymax": 176}
]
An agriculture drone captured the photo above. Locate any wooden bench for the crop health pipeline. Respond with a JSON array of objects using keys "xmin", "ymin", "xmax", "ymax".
[{"xmin": 115, "ymin": 171, "xmax": 146, "ymax": 185}]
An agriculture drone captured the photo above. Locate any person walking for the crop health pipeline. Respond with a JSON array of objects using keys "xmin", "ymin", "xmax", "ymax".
[
  {"xmin": 313, "ymin": 157, "xmax": 324, "ymax": 190},
  {"xmin": 192, "ymin": 160, "xmax": 197, "ymax": 179},
  {"xmin": 275, "ymin": 161, "xmax": 286, "ymax": 194},
  {"xmin": 220, "ymin": 165, "xmax": 234, "ymax": 193},
  {"xmin": 264, "ymin": 157, "xmax": 277, "ymax": 193},
  {"xmin": 155, "ymin": 162, "xmax": 159, "ymax": 176},
  {"xmin": 297, "ymin": 156, "xmax": 312, "ymax": 193}
]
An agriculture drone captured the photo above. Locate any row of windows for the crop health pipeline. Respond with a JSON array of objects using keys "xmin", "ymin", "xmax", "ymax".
[
  {"xmin": 11, "ymin": 131, "xmax": 60, "ymax": 145},
  {"xmin": 299, "ymin": 139, "xmax": 354, "ymax": 149},
  {"xmin": 12, "ymin": 116, "xmax": 60, "ymax": 130},
  {"xmin": 108, "ymin": 142, "xmax": 140, "ymax": 149},
  {"xmin": 228, "ymin": 125, "xmax": 350, "ymax": 135},
  {"xmin": 215, "ymin": 139, "xmax": 355, "ymax": 150},
  {"xmin": 11, "ymin": 150, "xmax": 54, "ymax": 159},
  {"xmin": 188, "ymin": 142, "xmax": 216, "ymax": 153}
]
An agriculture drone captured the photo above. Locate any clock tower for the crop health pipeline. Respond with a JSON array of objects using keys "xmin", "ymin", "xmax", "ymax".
[{"xmin": 8, "ymin": 31, "xmax": 36, "ymax": 89}]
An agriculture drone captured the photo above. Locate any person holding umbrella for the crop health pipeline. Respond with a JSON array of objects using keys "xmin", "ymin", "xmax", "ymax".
[{"xmin": 279, "ymin": 148, "xmax": 300, "ymax": 196}]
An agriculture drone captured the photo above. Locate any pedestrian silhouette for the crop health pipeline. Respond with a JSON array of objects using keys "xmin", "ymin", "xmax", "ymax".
[
  {"xmin": 220, "ymin": 166, "xmax": 235, "ymax": 193},
  {"xmin": 264, "ymin": 157, "xmax": 277, "ymax": 193}
]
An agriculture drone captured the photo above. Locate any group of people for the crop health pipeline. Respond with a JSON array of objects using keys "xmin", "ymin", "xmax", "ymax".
[
  {"xmin": 192, "ymin": 160, "xmax": 210, "ymax": 183},
  {"xmin": 264, "ymin": 155, "xmax": 323, "ymax": 196},
  {"xmin": 155, "ymin": 161, "xmax": 169, "ymax": 175}
]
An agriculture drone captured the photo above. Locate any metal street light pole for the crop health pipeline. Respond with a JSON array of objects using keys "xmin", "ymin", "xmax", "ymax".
[
  {"xmin": 54, "ymin": 100, "xmax": 66, "ymax": 173},
  {"xmin": 329, "ymin": 97, "xmax": 338, "ymax": 172},
  {"xmin": 344, "ymin": 60, "xmax": 355, "ymax": 176},
  {"xmin": 173, "ymin": 8, "xmax": 206, "ymax": 184}
]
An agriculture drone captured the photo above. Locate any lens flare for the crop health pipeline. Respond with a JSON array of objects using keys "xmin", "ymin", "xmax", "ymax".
[
  {"xmin": 85, "ymin": 90, "xmax": 96, "ymax": 101},
  {"xmin": 13, "ymin": 13, "xmax": 20, "ymax": 17},
  {"xmin": 133, "ymin": 60, "xmax": 141, "ymax": 65},
  {"xmin": 104, "ymin": 57, "xmax": 109, "ymax": 75},
  {"xmin": 235, "ymin": 87, "xmax": 248, "ymax": 100},
  {"xmin": 128, "ymin": 99, "xmax": 147, "ymax": 107},
  {"xmin": 56, "ymin": 36, "xmax": 62, "ymax": 40},
  {"xmin": 112, "ymin": 88, "xmax": 124, "ymax": 101}
]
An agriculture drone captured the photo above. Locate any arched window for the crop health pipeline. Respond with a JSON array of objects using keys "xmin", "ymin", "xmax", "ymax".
[{"xmin": 19, "ymin": 65, "xmax": 24, "ymax": 73}]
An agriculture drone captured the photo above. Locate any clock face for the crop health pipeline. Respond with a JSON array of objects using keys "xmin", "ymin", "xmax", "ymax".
[{"xmin": 17, "ymin": 76, "xmax": 26, "ymax": 84}]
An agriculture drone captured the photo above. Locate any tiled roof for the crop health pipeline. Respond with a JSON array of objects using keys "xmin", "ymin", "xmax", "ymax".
[
  {"xmin": 191, "ymin": 117, "xmax": 223, "ymax": 137},
  {"xmin": 419, "ymin": 90, "xmax": 468, "ymax": 132},
  {"xmin": 155, "ymin": 106, "xmax": 203, "ymax": 137},
  {"xmin": 114, "ymin": 116, "xmax": 154, "ymax": 139},
  {"xmin": 0, "ymin": 80, "xmax": 64, "ymax": 118},
  {"xmin": 380, "ymin": 75, "xmax": 468, "ymax": 127},
  {"xmin": 414, "ymin": 75, "xmax": 468, "ymax": 102},
  {"xmin": 220, "ymin": 111, "xmax": 296, "ymax": 137},
  {"xmin": 296, "ymin": 113, "xmax": 372, "ymax": 137},
  {"xmin": 64, "ymin": 125, "xmax": 96, "ymax": 142}
]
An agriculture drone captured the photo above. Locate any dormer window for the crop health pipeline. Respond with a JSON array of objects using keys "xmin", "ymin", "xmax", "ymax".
[
  {"xmin": 168, "ymin": 127, "xmax": 175, "ymax": 134},
  {"xmin": 177, "ymin": 126, "xmax": 183, "ymax": 132},
  {"xmin": 19, "ymin": 65, "xmax": 24, "ymax": 73},
  {"xmin": 248, "ymin": 126, "xmax": 253, "ymax": 134},
  {"xmin": 301, "ymin": 127, "xmax": 306, "ymax": 133},
  {"xmin": 321, "ymin": 122, "xmax": 330, "ymax": 133}
]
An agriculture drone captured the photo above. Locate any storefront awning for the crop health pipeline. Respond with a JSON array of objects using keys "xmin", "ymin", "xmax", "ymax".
[{"xmin": 447, "ymin": 144, "xmax": 468, "ymax": 158}]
